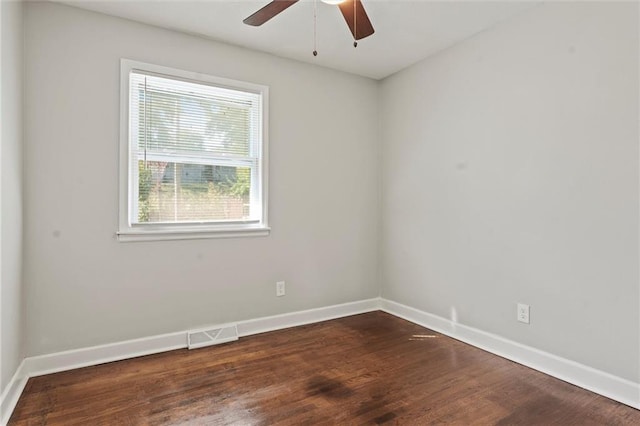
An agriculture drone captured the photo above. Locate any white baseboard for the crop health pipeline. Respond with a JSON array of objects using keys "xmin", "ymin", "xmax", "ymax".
[
  {"xmin": 0, "ymin": 298, "xmax": 381, "ymax": 423},
  {"xmin": 24, "ymin": 298, "xmax": 379, "ymax": 378},
  {"xmin": 3, "ymin": 296, "xmax": 638, "ymax": 424},
  {"xmin": 0, "ymin": 360, "xmax": 28, "ymax": 426},
  {"xmin": 237, "ymin": 298, "xmax": 381, "ymax": 337},
  {"xmin": 380, "ymin": 298, "xmax": 640, "ymax": 410},
  {"xmin": 25, "ymin": 331, "xmax": 187, "ymax": 378}
]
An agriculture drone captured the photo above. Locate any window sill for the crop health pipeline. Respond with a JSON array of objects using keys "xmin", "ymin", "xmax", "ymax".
[{"xmin": 116, "ymin": 225, "xmax": 271, "ymax": 242}]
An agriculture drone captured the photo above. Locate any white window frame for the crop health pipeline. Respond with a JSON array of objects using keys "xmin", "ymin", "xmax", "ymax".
[{"xmin": 117, "ymin": 59, "xmax": 269, "ymax": 242}]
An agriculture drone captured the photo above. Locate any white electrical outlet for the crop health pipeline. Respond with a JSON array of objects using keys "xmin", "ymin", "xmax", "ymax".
[
  {"xmin": 517, "ymin": 303, "xmax": 530, "ymax": 324},
  {"xmin": 276, "ymin": 281, "xmax": 285, "ymax": 297}
]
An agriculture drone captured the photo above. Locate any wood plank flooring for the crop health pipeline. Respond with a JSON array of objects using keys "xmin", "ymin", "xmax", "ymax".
[{"xmin": 9, "ymin": 311, "xmax": 640, "ymax": 425}]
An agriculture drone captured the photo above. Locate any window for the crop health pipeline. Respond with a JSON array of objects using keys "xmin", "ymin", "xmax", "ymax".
[{"xmin": 118, "ymin": 60, "xmax": 269, "ymax": 241}]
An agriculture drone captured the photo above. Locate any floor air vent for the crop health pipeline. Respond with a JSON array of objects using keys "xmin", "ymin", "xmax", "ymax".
[{"xmin": 187, "ymin": 324, "xmax": 239, "ymax": 350}]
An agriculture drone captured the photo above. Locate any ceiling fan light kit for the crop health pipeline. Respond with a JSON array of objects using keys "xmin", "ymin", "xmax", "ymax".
[{"xmin": 243, "ymin": 0, "xmax": 374, "ymax": 56}]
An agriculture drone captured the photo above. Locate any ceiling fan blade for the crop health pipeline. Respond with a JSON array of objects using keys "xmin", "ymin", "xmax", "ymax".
[
  {"xmin": 338, "ymin": 0, "xmax": 375, "ymax": 40},
  {"xmin": 243, "ymin": 0, "xmax": 300, "ymax": 26}
]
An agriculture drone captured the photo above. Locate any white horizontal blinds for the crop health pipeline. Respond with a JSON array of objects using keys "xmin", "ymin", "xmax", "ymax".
[{"xmin": 129, "ymin": 70, "xmax": 262, "ymax": 225}]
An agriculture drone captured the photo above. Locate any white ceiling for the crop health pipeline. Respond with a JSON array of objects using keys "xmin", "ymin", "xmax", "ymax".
[{"xmin": 58, "ymin": 0, "xmax": 538, "ymax": 80}]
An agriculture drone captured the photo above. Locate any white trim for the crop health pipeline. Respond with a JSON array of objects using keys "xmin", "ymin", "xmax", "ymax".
[
  {"xmin": 0, "ymin": 298, "xmax": 380, "ymax": 422},
  {"xmin": 116, "ymin": 225, "xmax": 270, "ymax": 242},
  {"xmin": 25, "ymin": 332, "xmax": 187, "ymax": 378},
  {"xmin": 380, "ymin": 298, "xmax": 640, "ymax": 410},
  {"xmin": 4, "ymin": 297, "xmax": 639, "ymax": 422},
  {"xmin": 24, "ymin": 298, "xmax": 380, "ymax": 377},
  {"xmin": 0, "ymin": 360, "xmax": 28, "ymax": 426},
  {"xmin": 237, "ymin": 298, "xmax": 381, "ymax": 337},
  {"xmin": 118, "ymin": 59, "xmax": 270, "ymax": 242}
]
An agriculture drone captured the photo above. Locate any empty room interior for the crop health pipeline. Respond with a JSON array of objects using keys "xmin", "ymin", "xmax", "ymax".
[{"xmin": 1, "ymin": 0, "xmax": 640, "ymax": 424}]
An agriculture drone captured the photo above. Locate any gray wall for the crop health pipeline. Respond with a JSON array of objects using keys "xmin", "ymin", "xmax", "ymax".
[
  {"xmin": 15, "ymin": 0, "xmax": 640, "ymax": 390},
  {"xmin": 1, "ymin": 0, "xmax": 25, "ymax": 394},
  {"xmin": 380, "ymin": 1, "xmax": 639, "ymax": 382},
  {"xmin": 23, "ymin": 2, "xmax": 379, "ymax": 356}
]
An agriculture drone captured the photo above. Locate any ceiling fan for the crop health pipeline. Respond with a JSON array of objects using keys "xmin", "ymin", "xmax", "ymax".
[{"xmin": 243, "ymin": 0, "xmax": 375, "ymax": 47}]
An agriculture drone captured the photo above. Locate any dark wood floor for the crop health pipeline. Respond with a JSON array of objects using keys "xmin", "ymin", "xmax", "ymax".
[{"xmin": 9, "ymin": 311, "xmax": 640, "ymax": 425}]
